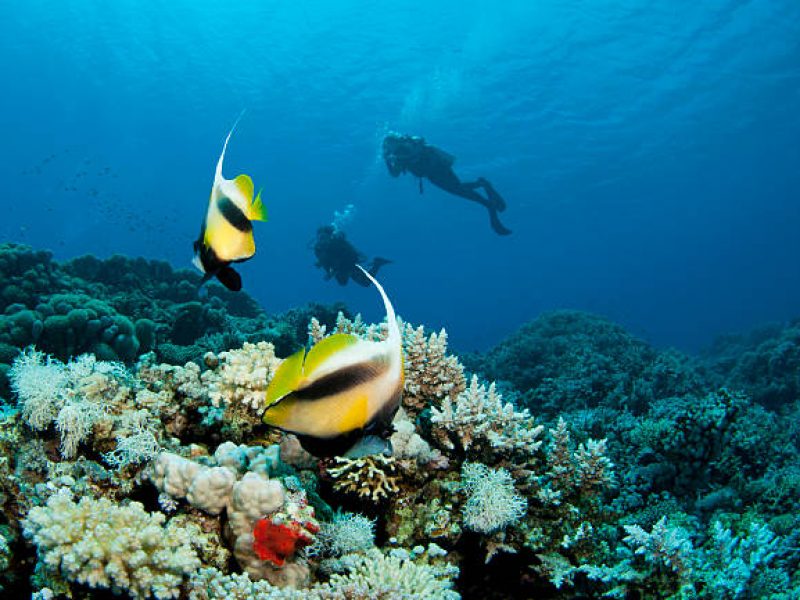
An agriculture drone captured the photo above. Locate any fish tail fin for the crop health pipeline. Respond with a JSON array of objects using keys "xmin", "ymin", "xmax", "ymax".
[
  {"xmin": 215, "ymin": 109, "xmax": 247, "ymax": 182},
  {"xmin": 355, "ymin": 265, "xmax": 400, "ymax": 346},
  {"xmin": 249, "ymin": 188, "xmax": 268, "ymax": 221}
]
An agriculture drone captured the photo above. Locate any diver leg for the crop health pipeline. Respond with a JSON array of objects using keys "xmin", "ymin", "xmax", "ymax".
[
  {"xmin": 476, "ymin": 177, "xmax": 506, "ymax": 212},
  {"xmin": 369, "ymin": 257, "xmax": 392, "ymax": 277},
  {"xmin": 488, "ymin": 206, "xmax": 512, "ymax": 236}
]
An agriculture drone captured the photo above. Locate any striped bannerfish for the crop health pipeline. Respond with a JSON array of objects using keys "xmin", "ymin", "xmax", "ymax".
[
  {"xmin": 193, "ymin": 115, "xmax": 267, "ymax": 291},
  {"xmin": 262, "ymin": 266, "xmax": 404, "ymax": 458}
]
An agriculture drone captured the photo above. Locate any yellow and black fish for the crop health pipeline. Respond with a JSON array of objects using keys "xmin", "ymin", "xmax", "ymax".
[
  {"xmin": 193, "ymin": 118, "xmax": 267, "ymax": 291},
  {"xmin": 262, "ymin": 266, "xmax": 404, "ymax": 457}
]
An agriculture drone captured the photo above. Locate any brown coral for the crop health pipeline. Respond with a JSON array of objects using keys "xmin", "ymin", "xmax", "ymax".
[
  {"xmin": 327, "ymin": 455, "xmax": 401, "ymax": 501},
  {"xmin": 402, "ymin": 324, "xmax": 466, "ymax": 417}
]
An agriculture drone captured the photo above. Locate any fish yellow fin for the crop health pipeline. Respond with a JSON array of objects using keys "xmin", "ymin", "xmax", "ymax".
[
  {"xmin": 233, "ymin": 174, "xmax": 254, "ymax": 201},
  {"xmin": 249, "ymin": 188, "xmax": 268, "ymax": 222},
  {"xmin": 265, "ymin": 348, "xmax": 306, "ymax": 408},
  {"xmin": 303, "ymin": 333, "xmax": 360, "ymax": 378},
  {"xmin": 262, "ymin": 398, "xmax": 294, "ymax": 428}
]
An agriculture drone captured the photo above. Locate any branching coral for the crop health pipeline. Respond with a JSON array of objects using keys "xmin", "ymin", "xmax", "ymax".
[
  {"xmin": 23, "ymin": 490, "xmax": 200, "ymax": 599},
  {"xmin": 402, "ymin": 323, "xmax": 466, "ymax": 417},
  {"xmin": 623, "ymin": 517, "xmax": 695, "ymax": 580},
  {"xmin": 327, "ymin": 455, "xmax": 401, "ymax": 501},
  {"xmin": 431, "ymin": 374, "xmax": 543, "ymax": 458},
  {"xmin": 189, "ymin": 545, "xmax": 460, "ymax": 599},
  {"xmin": 329, "ymin": 547, "xmax": 459, "ymax": 600},
  {"xmin": 531, "ymin": 417, "xmax": 614, "ymax": 506}
]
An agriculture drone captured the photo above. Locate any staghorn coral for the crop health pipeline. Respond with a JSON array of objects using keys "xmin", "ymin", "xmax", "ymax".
[
  {"xmin": 327, "ymin": 455, "xmax": 401, "ymax": 501},
  {"xmin": 23, "ymin": 490, "xmax": 200, "ymax": 599},
  {"xmin": 401, "ymin": 323, "xmax": 466, "ymax": 417}
]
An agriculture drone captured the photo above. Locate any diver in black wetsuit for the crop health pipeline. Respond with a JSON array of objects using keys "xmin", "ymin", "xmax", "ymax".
[
  {"xmin": 382, "ymin": 133, "xmax": 511, "ymax": 236},
  {"xmin": 312, "ymin": 225, "xmax": 391, "ymax": 286}
]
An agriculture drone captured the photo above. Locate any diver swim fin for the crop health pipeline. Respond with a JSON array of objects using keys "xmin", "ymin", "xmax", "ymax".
[
  {"xmin": 488, "ymin": 207, "xmax": 512, "ymax": 236},
  {"xmin": 216, "ymin": 265, "xmax": 243, "ymax": 291}
]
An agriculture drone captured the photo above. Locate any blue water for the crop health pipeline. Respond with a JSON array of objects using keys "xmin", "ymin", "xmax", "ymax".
[{"xmin": 1, "ymin": 0, "xmax": 798, "ymax": 352}]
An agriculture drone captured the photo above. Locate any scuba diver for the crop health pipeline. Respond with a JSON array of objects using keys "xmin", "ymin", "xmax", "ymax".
[
  {"xmin": 312, "ymin": 224, "xmax": 391, "ymax": 286},
  {"xmin": 382, "ymin": 132, "xmax": 511, "ymax": 236}
]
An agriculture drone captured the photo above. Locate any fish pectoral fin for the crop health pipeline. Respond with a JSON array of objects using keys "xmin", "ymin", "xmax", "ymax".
[
  {"xmin": 303, "ymin": 333, "xmax": 361, "ymax": 377},
  {"xmin": 249, "ymin": 188, "xmax": 268, "ymax": 222},
  {"xmin": 344, "ymin": 434, "xmax": 392, "ymax": 459},
  {"xmin": 265, "ymin": 348, "xmax": 307, "ymax": 408},
  {"xmin": 233, "ymin": 174, "xmax": 255, "ymax": 202}
]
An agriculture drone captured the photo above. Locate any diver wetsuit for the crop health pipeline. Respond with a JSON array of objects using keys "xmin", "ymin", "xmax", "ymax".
[{"xmin": 382, "ymin": 133, "xmax": 511, "ymax": 236}]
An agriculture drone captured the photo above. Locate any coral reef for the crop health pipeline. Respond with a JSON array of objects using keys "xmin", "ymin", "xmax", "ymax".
[
  {"xmin": 2, "ymin": 245, "xmax": 800, "ymax": 599},
  {"xmin": 0, "ymin": 244, "xmax": 347, "ymax": 396}
]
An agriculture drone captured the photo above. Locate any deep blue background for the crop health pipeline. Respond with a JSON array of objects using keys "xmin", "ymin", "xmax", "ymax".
[{"xmin": 1, "ymin": 1, "xmax": 798, "ymax": 352}]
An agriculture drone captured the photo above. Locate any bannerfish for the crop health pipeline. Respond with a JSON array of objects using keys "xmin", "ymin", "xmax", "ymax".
[
  {"xmin": 262, "ymin": 266, "xmax": 404, "ymax": 458},
  {"xmin": 192, "ymin": 118, "xmax": 267, "ymax": 291}
]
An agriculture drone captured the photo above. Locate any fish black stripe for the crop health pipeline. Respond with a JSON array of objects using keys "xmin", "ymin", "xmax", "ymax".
[
  {"xmin": 294, "ymin": 361, "xmax": 386, "ymax": 401},
  {"xmin": 218, "ymin": 196, "xmax": 252, "ymax": 232}
]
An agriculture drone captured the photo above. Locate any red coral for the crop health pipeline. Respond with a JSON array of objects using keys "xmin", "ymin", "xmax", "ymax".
[{"xmin": 252, "ymin": 518, "xmax": 314, "ymax": 566}]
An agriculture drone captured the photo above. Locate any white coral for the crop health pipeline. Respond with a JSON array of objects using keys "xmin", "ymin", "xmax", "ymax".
[
  {"xmin": 204, "ymin": 342, "xmax": 279, "ymax": 413},
  {"xmin": 10, "ymin": 347, "xmax": 68, "ymax": 430},
  {"xmin": 150, "ymin": 447, "xmax": 315, "ymax": 587},
  {"xmin": 431, "ymin": 375, "xmax": 544, "ymax": 454},
  {"xmin": 23, "ymin": 491, "xmax": 200, "ymax": 599},
  {"xmin": 329, "ymin": 548, "xmax": 460, "ymax": 599},
  {"xmin": 55, "ymin": 399, "xmax": 102, "ymax": 458},
  {"xmin": 402, "ymin": 324, "xmax": 466, "ymax": 414},
  {"xmin": 390, "ymin": 408, "xmax": 441, "ymax": 464},
  {"xmin": 460, "ymin": 462, "xmax": 527, "ymax": 535}
]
